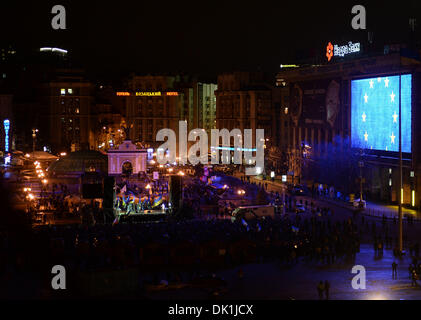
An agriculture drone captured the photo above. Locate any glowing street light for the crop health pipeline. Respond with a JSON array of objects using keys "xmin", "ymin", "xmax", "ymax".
[{"xmin": 32, "ymin": 128, "xmax": 39, "ymax": 152}]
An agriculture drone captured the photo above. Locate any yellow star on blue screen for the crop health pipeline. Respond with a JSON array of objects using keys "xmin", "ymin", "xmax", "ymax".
[
  {"xmin": 369, "ymin": 79, "xmax": 374, "ymax": 88},
  {"xmin": 384, "ymin": 78, "xmax": 389, "ymax": 87},
  {"xmin": 390, "ymin": 132, "xmax": 396, "ymax": 144},
  {"xmin": 364, "ymin": 93, "xmax": 368, "ymax": 103},
  {"xmin": 362, "ymin": 112, "xmax": 367, "ymax": 122},
  {"xmin": 393, "ymin": 112, "xmax": 398, "ymax": 123},
  {"xmin": 364, "ymin": 131, "xmax": 368, "ymax": 141},
  {"xmin": 390, "ymin": 91, "xmax": 395, "ymax": 102}
]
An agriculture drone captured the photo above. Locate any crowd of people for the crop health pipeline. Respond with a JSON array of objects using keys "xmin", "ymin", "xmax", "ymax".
[{"xmin": 3, "ymin": 171, "xmax": 421, "ymax": 298}]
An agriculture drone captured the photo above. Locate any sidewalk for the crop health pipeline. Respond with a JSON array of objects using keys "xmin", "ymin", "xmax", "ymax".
[
  {"xmin": 146, "ymin": 244, "xmax": 421, "ymax": 300},
  {"xmin": 232, "ymin": 172, "xmax": 421, "ymax": 220}
]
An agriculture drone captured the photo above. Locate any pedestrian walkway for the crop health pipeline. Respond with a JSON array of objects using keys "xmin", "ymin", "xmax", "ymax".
[
  {"xmin": 233, "ymin": 172, "xmax": 421, "ymax": 220},
  {"xmin": 147, "ymin": 244, "xmax": 421, "ymax": 300}
]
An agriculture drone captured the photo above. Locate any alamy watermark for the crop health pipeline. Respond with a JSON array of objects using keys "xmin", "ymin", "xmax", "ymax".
[
  {"xmin": 351, "ymin": 265, "xmax": 366, "ymax": 289},
  {"xmin": 156, "ymin": 121, "xmax": 264, "ymax": 175}
]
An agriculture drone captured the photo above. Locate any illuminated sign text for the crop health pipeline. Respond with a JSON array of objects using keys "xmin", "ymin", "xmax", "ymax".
[{"xmin": 136, "ymin": 92, "xmax": 162, "ymax": 96}]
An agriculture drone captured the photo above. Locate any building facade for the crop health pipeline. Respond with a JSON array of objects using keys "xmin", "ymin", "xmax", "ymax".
[
  {"xmin": 215, "ymin": 72, "xmax": 279, "ymax": 168},
  {"xmin": 41, "ymin": 71, "xmax": 94, "ymax": 153},
  {"xmin": 122, "ymin": 75, "xmax": 217, "ymax": 152},
  {"xmin": 276, "ymin": 52, "xmax": 421, "ymax": 207}
]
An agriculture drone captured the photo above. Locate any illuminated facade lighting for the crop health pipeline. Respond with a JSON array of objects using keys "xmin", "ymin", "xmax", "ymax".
[
  {"xmin": 166, "ymin": 92, "xmax": 179, "ymax": 96},
  {"xmin": 401, "ymin": 188, "xmax": 404, "ymax": 204},
  {"xmin": 3, "ymin": 119, "xmax": 9, "ymax": 152},
  {"xmin": 40, "ymin": 47, "xmax": 68, "ymax": 54},
  {"xmin": 280, "ymin": 64, "xmax": 299, "ymax": 68},
  {"xmin": 412, "ymin": 190, "xmax": 415, "ymax": 207}
]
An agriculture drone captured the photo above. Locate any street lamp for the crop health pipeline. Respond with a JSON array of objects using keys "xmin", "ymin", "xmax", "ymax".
[
  {"xmin": 358, "ymin": 160, "xmax": 364, "ymax": 205},
  {"xmin": 32, "ymin": 129, "xmax": 39, "ymax": 152}
]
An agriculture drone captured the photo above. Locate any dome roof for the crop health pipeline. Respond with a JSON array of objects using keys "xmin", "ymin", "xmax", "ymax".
[{"xmin": 48, "ymin": 150, "xmax": 107, "ymax": 175}]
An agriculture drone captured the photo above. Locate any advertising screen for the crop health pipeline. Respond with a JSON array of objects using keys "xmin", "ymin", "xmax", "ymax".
[{"xmin": 351, "ymin": 74, "xmax": 412, "ymax": 153}]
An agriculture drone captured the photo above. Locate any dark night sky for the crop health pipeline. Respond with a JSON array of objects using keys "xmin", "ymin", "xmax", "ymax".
[{"xmin": 1, "ymin": 0, "xmax": 420, "ymax": 79}]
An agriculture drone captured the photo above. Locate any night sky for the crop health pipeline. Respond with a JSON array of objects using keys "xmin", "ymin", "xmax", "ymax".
[{"xmin": 1, "ymin": 0, "xmax": 420, "ymax": 79}]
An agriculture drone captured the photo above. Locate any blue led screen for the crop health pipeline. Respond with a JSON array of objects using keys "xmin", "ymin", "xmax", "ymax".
[{"xmin": 351, "ymin": 74, "xmax": 412, "ymax": 153}]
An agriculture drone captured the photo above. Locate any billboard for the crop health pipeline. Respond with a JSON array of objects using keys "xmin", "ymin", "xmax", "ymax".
[{"xmin": 351, "ymin": 74, "xmax": 412, "ymax": 153}]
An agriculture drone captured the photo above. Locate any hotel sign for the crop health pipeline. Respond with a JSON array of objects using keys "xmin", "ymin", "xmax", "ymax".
[
  {"xmin": 116, "ymin": 92, "xmax": 130, "ymax": 96},
  {"xmin": 117, "ymin": 91, "xmax": 179, "ymax": 97},
  {"xmin": 136, "ymin": 91, "xmax": 162, "ymax": 96},
  {"xmin": 326, "ymin": 41, "xmax": 360, "ymax": 61}
]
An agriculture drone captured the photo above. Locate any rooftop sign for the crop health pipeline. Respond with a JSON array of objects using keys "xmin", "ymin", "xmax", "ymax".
[
  {"xmin": 326, "ymin": 41, "xmax": 360, "ymax": 61},
  {"xmin": 136, "ymin": 91, "xmax": 161, "ymax": 96}
]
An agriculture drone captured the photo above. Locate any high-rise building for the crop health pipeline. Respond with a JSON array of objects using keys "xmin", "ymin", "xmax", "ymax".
[
  {"xmin": 40, "ymin": 70, "xmax": 94, "ymax": 152},
  {"xmin": 276, "ymin": 50, "xmax": 421, "ymax": 206},
  {"xmin": 122, "ymin": 75, "xmax": 217, "ymax": 151},
  {"xmin": 215, "ymin": 72, "xmax": 277, "ymax": 148},
  {"xmin": 124, "ymin": 75, "xmax": 181, "ymax": 147},
  {"xmin": 196, "ymin": 82, "xmax": 217, "ymax": 136}
]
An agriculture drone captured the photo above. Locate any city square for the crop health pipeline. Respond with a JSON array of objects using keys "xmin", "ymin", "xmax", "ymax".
[{"xmin": 1, "ymin": 0, "xmax": 421, "ymax": 309}]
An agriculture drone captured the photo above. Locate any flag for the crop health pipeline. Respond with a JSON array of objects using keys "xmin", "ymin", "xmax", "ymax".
[
  {"xmin": 351, "ymin": 74, "xmax": 412, "ymax": 153},
  {"xmin": 152, "ymin": 194, "xmax": 163, "ymax": 208},
  {"xmin": 241, "ymin": 218, "xmax": 249, "ymax": 231}
]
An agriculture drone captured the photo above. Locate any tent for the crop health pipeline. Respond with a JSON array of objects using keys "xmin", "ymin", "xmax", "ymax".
[{"xmin": 28, "ymin": 151, "xmax": 59, "ymax": 161}]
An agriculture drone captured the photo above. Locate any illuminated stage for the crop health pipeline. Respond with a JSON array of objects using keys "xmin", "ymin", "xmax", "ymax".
[{"xmin": 116, "ymin": 209, "xmax": 167, "ymax": 223}]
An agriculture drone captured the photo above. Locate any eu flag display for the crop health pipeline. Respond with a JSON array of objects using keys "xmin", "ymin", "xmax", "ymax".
[{"xmin": 351, "ymin": 74, "xmax": 412, "ymax": 153}]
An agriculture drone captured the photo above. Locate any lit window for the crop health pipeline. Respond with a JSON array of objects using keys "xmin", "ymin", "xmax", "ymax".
[
  {"xmin": 68, "ymin": 88, "xmax": 73, "ymax": 94},
  {"xmin": 75, "ymin": 108, "xmax": 79, "ymax": 114},
  {"xmin": 61, "ymin": 88, "xmax": 66, "ymax": 95}
]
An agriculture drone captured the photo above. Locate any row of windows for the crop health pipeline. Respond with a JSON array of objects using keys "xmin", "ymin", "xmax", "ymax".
[
  {"xmin": 60, "ymin": 98, "xmax": 80, "ymax": 114},
  {"xmin": 60, "ymin": 88, "xmax": 73, "ymax": 95}
]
